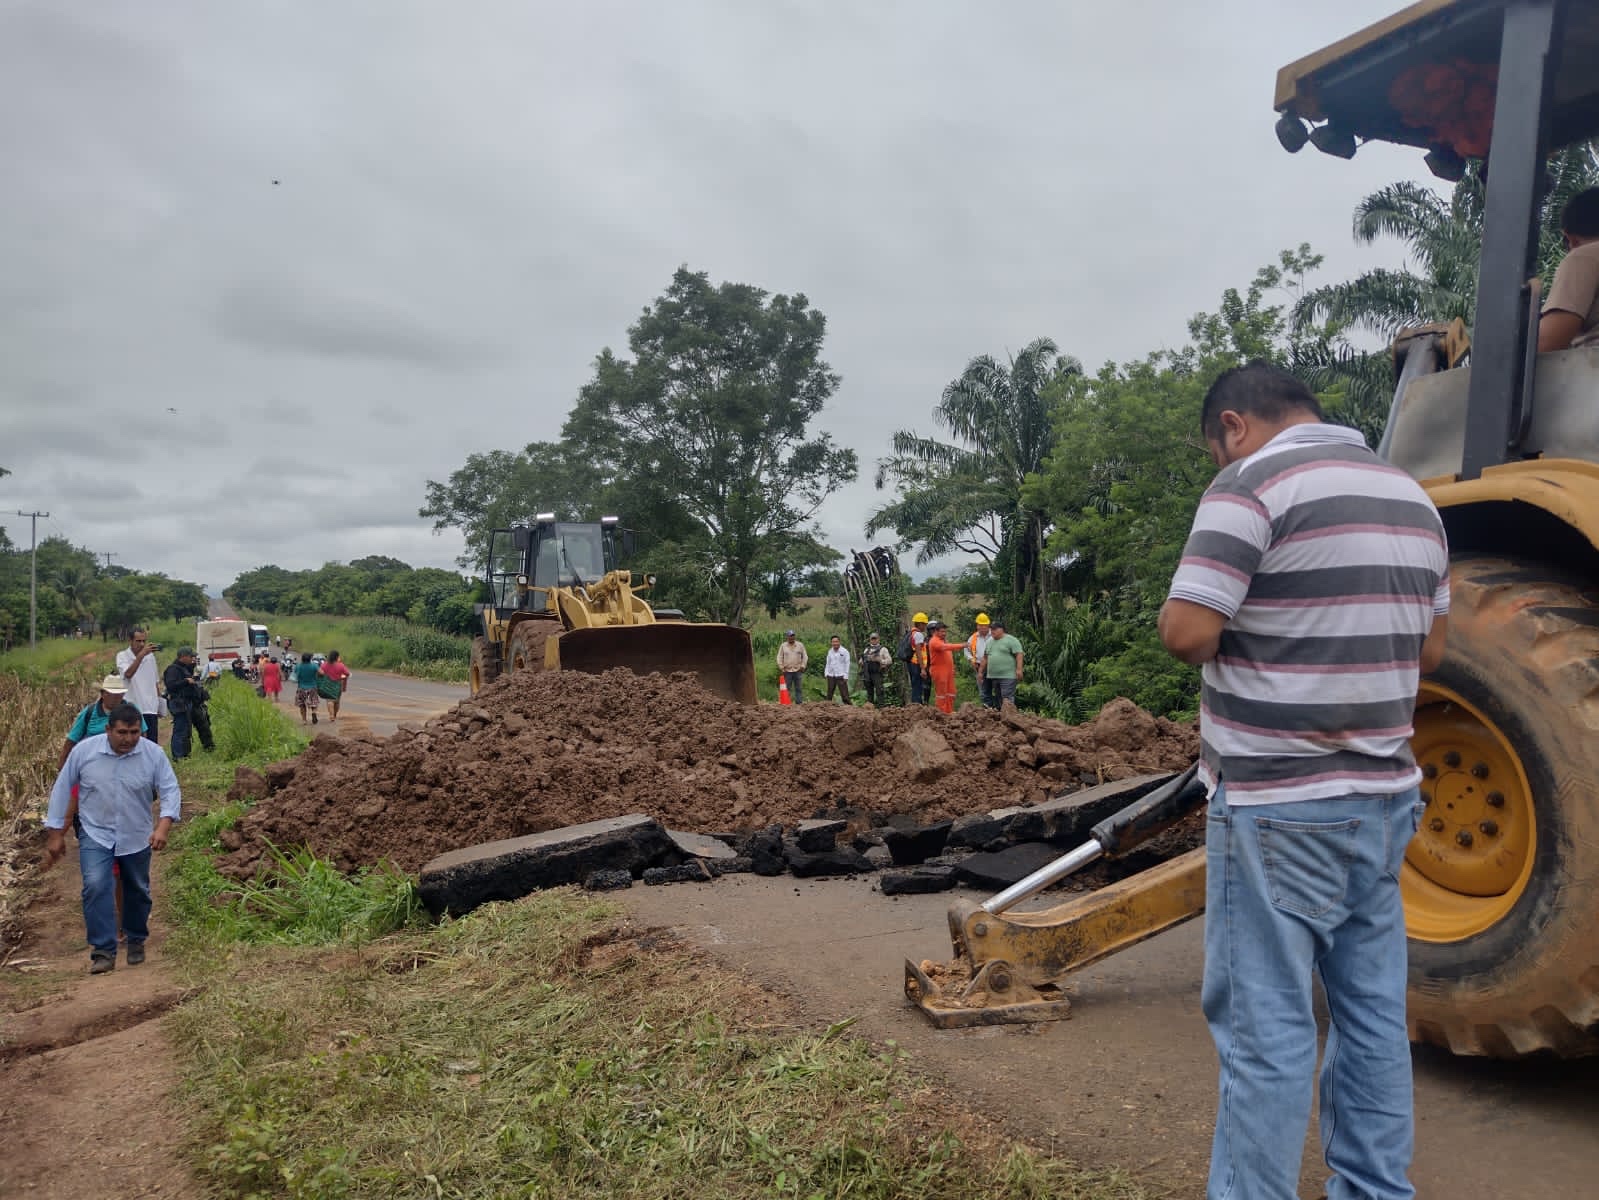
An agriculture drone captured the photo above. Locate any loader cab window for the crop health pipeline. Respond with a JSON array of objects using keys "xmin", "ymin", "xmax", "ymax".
[
  {"xmin": 487, "ymin": 531, "xmax": 525, "ymax": 612},
  {"xmin": 532, "ymin": 524, "xmax": 610, "ymax": 590}
]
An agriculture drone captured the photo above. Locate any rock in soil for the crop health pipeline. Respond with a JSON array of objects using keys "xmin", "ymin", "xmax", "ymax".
[
  {"xmin": 417, "ymin": 814, "xmax": 674, "ymax": 916},
  {"xmin": 216, "ymin": 670, "xmax": 1197, "ymax": 877}
]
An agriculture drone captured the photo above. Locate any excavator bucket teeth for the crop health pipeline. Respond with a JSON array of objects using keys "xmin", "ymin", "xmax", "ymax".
[
  {"xmin": 904, "ymin": 958, "xmax": 1072, "ymax": 1029},
  {"xmin": 554, "ymin": 624, "xmax": 757, "ymax": 704}
]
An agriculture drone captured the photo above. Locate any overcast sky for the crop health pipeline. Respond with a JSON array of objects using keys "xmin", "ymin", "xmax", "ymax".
[{"xmin": 1, "ymin": 0, "xmax": 1437, "ymax": 593}]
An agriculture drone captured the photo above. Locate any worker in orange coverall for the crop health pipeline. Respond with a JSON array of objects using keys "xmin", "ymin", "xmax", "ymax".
[{"xmin": 925, "ymin": 620, "xmax": 959, "ymax": 714}]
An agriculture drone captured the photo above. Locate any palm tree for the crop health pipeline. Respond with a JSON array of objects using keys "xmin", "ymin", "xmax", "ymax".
[
  {"xmin": 52, "ymin": 562, "xmax": 100, "ymax": 632},
  {"xmin": 1297, "ymin": 141, "xmax": 1599, "ymax": 340},
  {"xmin": 868, "ymin": 337, "xmax": 1081, "ymax": 625}
]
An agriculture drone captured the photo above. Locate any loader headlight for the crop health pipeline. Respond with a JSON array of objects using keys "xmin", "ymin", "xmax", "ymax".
[
  {"xmin": 645, "ymin": 574, "xmax": 657, "ymax": 586},
  {"xmin": 516, "ymin": 574, "xmax": 530, "ymax": 587}
]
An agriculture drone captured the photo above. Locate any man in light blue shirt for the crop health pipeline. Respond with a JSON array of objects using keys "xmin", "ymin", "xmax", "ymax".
[{"xmin": 45, "ymin": 703, "xmax": 181, "ymax": 974}]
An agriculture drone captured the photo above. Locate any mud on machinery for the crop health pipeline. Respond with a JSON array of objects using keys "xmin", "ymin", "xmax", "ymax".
[
  {"xmin": 469, "ymin": 513, "xmax": 756, "ymax": 704},
  {"xmin": 909, "ymin": 0, "xmax": 1599, "ymax": 1059}
]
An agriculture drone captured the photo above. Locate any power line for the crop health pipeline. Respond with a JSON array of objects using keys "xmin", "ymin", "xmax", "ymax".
[{"xmin": 14, "ymin": 510, "xmax": 49, "ymax": 650}]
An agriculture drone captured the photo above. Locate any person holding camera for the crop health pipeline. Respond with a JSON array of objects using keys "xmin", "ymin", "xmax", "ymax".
[
  {"xmin": 115, "ymin": 628, "xmax": 163, "ymax": 743},
  {"xmin": 162, "ymin": 647, "xmax": 214, "ymax": 760}
]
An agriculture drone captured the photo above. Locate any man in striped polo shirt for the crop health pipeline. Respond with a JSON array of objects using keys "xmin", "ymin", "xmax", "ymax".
[{"xmin": 1159, "ymin": 363, "xmax": 1449, "ymax": 1200}]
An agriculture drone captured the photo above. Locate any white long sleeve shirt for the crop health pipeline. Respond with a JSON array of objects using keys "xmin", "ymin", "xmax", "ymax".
[{"xmin": 824, "ymin": 646, "xmax": 851, "ymax": 678}]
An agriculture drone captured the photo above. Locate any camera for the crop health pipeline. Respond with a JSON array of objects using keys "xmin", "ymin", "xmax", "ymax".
[{"xmin": 150, "ymin": 643, "xmax": 163, "ymax": 652}]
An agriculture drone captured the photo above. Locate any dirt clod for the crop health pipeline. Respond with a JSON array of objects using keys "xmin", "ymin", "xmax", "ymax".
[{"xmin": 217, "ymin": 672, "xmax": 1197, "ymax": 877}]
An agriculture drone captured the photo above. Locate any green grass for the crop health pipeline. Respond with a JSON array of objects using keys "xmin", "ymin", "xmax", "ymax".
[
  {"xmin": 0, "ymin": 617, "xmax": 195, "ymax": 684},
  {"xmin": 170, "ymin": 893, "xmax": 1147, "ymax": 1200},
  {"xmin": 238, "ymin": 613, "xmax": 468, "ymax": 682}
]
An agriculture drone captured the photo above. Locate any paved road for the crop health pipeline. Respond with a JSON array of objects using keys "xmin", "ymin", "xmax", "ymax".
[
  {"xmin": 622, "ymin": 875, "xmax": 1598, "ymax": 1200},
  {"xmin": 324, "ymin": 670, "xmax": 467, "ymax": 738}
]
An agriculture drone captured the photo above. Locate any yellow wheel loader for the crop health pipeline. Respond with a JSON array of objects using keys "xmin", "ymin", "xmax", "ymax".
[
  {"xmin": 470, "ymin": 514, "xmax": 756, "ymax": 704},
  {"xmin": 909, "ymin": 0, "xmax": 1599, "ymax": 1057}
]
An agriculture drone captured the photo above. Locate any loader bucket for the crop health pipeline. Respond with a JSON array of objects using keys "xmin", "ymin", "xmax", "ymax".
[{"xmin": 553, "ymin": 623, "xmax": 757, "ymax": 704}]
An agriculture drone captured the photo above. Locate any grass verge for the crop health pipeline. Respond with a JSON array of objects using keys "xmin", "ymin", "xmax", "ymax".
[{"xmin": 171, "ymin": 893, "xmax": 1147, "ymax": 1200}]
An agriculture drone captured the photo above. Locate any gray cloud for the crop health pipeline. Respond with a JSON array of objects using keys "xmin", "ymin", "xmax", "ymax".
[{"xmin": 2, "ymin": 0, "xmax": 1428, "ymax": 591}]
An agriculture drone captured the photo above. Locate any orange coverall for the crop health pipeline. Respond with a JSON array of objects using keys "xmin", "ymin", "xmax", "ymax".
[{"xmin": 926, "ymin": 631, "xmax": 958, "ymax": 714}]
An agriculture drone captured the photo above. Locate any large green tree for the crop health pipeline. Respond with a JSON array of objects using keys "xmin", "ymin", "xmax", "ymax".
[
  {"xmin": 868, "ymin": 338, "xmax": 1080, "ymax": 626},
  {"xmin": 560, "ymin": 267, "xmax": 856, "ymax": 625}
]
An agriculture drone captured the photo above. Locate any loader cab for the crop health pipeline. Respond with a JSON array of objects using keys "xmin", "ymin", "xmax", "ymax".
[
  {"xmin": 1275, "ymin": 0, "xmax": 1599, "ymax": 483},
  {"xmin": 525, "ymin": 515, "xmax": 623, "ymax": 593}
]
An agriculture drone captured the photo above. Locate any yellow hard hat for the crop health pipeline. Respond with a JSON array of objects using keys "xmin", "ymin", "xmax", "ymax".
[
  {"xmin": 975, "ymin": 613, "xmax": 990, "ymax": 625},
  {"xmin": 912, "ymin": 611, "xmax": 928, "ymax": 624}
]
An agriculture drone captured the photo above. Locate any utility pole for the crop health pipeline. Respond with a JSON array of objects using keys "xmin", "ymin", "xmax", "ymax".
[
  {"xmin": 101, "ymin": 551, "xmax": 116, "ymax": 570},
  {"xmin": 15, "ymin": 510, "xmax": 49, "ymax": 650}
]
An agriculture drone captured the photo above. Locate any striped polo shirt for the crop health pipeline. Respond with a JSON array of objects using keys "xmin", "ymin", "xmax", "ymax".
[{"xmin": 1168, "ymin": 422, "xmax": 1449, "ymax": 806}]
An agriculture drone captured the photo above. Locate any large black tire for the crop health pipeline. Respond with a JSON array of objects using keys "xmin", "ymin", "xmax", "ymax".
[
  {"xmin": 469, "ymin": 636, "xmax": 500, "ymax": 696},
  {"xmin": 1405, "ymin": 555, "xmax": 1599, "ymax": 1057},
  {"xmin": 506, "ymin": 620, "xmax": 557, "ymax": 678}
]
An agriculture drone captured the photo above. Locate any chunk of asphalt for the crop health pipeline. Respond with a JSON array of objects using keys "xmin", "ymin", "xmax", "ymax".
[
  {"xmin": 1033, "ymin": 773, "xmax": 1175, "ymax": 843},
  {"xmin": 707, "ymin": 855, "xmax": 754, "ymax": 876},
  {"xmin": 881, "ymin": 820, "xmax": 953, "ymax": 866},
  {"xmin": 642, "ymin": 861, "xmax": 714, "ymax": 885},
  {"xmin": 584, "ymin": 868, "xmax": 633, "ymax": 891},
  {"xmin": 418, "ymin": 814, "xmax": 675, "ymax": 917},
  {"xmin": 794, "ymin": 818, "xmax": 847, "ymax": 852},
  {"xmin": 783, "ymin": 841, "xmax": 877, "ymax": 878},
  {"xmin": 947, "ymin": 811, "xmax": 1010, "ymax": 850},
  {"xmin": 953, "ymin": 841, "xmax": 1065, "ymax": 891},
  {"xmin": 740, "ymin": 826, "xmax": 788, "ymax": 877},
  {"xmin": 880, "ymin": 864, "xmax": 959, "ymax": 895},
  {"xmin": 666, "ymin": 830, "xmax": 737, "ymax": 861}
]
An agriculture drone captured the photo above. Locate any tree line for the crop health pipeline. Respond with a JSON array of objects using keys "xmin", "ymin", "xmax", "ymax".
[
  {"xmin": 0, "ymin": 532, "xmax": 207, "ymax": 648},
  {"xmin": 224, "ymin": 558, "xmax": 478, "ymax": 635},
  {"xmin": 422, "ymin": 145, "xmax": 1596, "ymax": 720}
]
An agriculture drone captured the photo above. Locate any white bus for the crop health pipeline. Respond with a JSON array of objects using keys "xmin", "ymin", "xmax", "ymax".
[{"xmin": 195, "ymin": 619, "xmax": 253, "ymax": 678}]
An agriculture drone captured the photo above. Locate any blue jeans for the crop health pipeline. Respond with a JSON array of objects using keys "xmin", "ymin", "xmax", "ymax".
[
  {"xmin": 783, "ymin": 670, "xmax": 805, "ymax": 703},
  {"xmin": 80, "ymin": 841, "xmax": 152, "ymax": 958},
  {"xmin": 1204, "ymin": 786, "xmax": 1423, "ymax": 1200},
  {"xmin": 170, "ymin": 704, "xmax": 213, "ymax": 759},
  {"xmin": 907, "ymin": 666, "xmax": 926, "ymax": 704}
]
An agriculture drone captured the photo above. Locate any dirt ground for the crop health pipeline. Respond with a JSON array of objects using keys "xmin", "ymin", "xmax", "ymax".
[
  {"xmin": 0, "ymin": 861, "xmax": 198, "ymax": 1199},
  {"xmin": 217, "ymin": 669, "xmax": 1198, "ymax": 876}
]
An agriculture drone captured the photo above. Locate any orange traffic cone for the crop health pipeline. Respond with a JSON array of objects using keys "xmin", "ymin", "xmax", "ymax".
[{"xmin": 778, "ymin": 676, "xmax": 792, "ymax": 705}]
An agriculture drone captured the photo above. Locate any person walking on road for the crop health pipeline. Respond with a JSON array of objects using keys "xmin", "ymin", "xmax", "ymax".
[
  {"xmin": 163, "ymin": 647, "xmax": 215, "ymax": 760},
  {"xmin": 924, "ymin": 620, "xmax": 959, "ymax": 713},
  {"xmin": 776, "ymin": 630, "xmax": 808, "ymax": 704},
  {"xmin": 43, "ymin": 704, "xmax": 181, "ymax": 974},
  {"xmin": 1158, "ymin": 362, "xmax": 1449, "ymax": 1200},
  {"xmin": 320, "ymin": 650, "xmax": 351, "ymax": 721},
  {"xmin": 260, "ymin": 653, "xmax": 282, "ymax": 703},
  {"xmin": 860, "ymin": 632, "xmax": 892, "ymax": 706},
  {"xmin": 823, "ymin": 635, "xmax": 852, "ymax": 703},
  {"xmin": 114, "ymin": 627, "xmax": 162, "ymax": 743},
  {"xmin": 978, "ymin": 618, "xmax": 1023, "ymax": 708},
  {"xmin": 294, "ymin": 653, "xmax": 323, "ymax": 724}
]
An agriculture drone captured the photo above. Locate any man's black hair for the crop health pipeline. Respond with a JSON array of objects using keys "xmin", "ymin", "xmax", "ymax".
[
  {"xmin": 1561, "ymin": 188, "xmax": 1599, "ymax": 240},
  {"xmin": 108, "ymin": 702, "xmax": 144, "ymax": 728},
  {"xmin": 1200, "ymin": 361, "xmax": 1323, "ymax": 443}
]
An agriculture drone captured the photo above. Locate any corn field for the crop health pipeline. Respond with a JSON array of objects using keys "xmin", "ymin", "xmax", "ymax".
[{"xmin": 0, "ymin": 668, "xmax": 99, "ymax": 956}]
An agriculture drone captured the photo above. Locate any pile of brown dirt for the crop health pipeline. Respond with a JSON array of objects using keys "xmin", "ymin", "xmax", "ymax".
[{"xmin": 216, "ymin": 670, "xmax": 1198, "ymax": 877}]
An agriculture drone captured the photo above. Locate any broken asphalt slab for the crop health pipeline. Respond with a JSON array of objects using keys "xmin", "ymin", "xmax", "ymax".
[{"xmin": 419, "ymin": 814, "xmax": 676, "ymax": 916}]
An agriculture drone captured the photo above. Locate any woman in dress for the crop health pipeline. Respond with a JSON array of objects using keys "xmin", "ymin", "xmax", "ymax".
[
  {"xmin": 319, "ymin": 650, "xmax": 351, "ymax": 722},
  {"xmin": 260, "ymin": 653, "xmax": 282, "ymax": 704}
]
